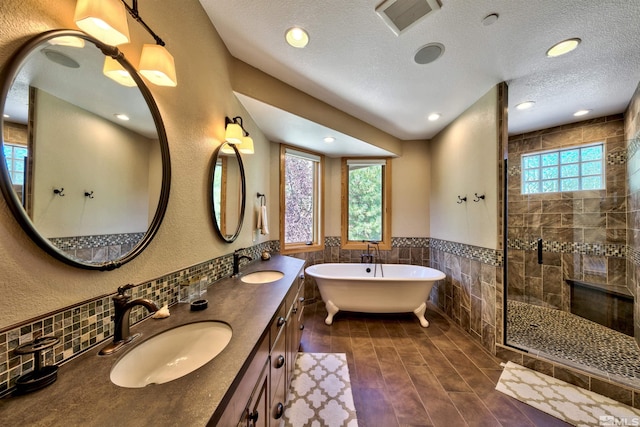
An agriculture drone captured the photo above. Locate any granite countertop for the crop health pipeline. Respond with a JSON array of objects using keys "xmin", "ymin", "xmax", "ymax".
[{"xmin": 0, "ymin": 255, "xmax": 305, "ymax": 427}]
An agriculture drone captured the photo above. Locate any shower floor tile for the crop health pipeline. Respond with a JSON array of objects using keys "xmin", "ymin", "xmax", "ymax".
[{"xmin": 507, "ymin": 300, "xmax": 640, "ymax": 388}]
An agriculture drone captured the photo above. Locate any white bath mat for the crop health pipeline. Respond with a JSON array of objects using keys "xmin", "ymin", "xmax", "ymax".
[
  {"xmin": 281, "ymin": 352, "xmax": 358, "ymax": 427},
  {"xmin": 496, "ymin": 361, "xmax": 640, "ymax": 426}
]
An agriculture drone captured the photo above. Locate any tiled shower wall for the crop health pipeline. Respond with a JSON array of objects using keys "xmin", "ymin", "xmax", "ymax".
[
  {"xmin": 625, "ymin": 82, "xmax": 640, "ymax": 346},
  {"xmin": 507, "ymin": 115, "xmax": 628, "ymax": 311}
]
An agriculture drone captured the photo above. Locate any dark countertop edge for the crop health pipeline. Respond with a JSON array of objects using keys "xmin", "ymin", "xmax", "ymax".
[{"xmin": 0, "ymin": 255, "xmax": 305, "ymax": 427}]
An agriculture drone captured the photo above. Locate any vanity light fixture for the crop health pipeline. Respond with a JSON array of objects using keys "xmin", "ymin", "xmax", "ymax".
[
  {"xmin": 74, "ymin": 0, "xmax": 130, "ymax": 46},
  {"xmin": 224, "ymin": 116, "xmax": 254, "ymax": 154},
  {"xmin": 546, "ymin": 38, "xmax": 581, "ymax": 58},
  {"xmin": 237, "ymin": 136, "xmax": 254, "ymax": 154},
  {"xmin": 428, "ymin": 113, "xmax": 441, "ymax": 121},
  {"xmin": 103, "ymin": 56, "xmax": 137, "ymax": 87},
  {"xmin": 75, "ymin": 0, "xmax": 177, "ymax": 87},
  {"xmin": 224, "ymin": 116, "xmax": 245, "ymax": 144},
  {"xmin": 285, "ymin": 27, "xmax": 309, "ymax": 48},
  {"xmin": 574, "ymin": 109, "xmax": 591, "ymax": 117},
  {"xmin": 516, "ymin": 101, "xmax": 535, "ymax": 110}
]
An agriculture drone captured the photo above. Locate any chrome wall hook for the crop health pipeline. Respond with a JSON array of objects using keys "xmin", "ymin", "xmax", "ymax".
[
  {"xmin": 457, "ymin": 195, "xmax": 467, "ymax": 204},
  {"xmin": 473, "ymin": 193, "xmax": 485, "ymax": 202},
  {"xmin": 84, "ymin": 191, "xmax": 94, "ymax": 199},
  {"xmin": 53, "ymin": 188, "xmax": 65, "ymax": 197}
]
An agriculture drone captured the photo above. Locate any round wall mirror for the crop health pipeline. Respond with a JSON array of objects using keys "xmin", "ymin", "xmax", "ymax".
[
  {"xmin": 209, "ymin": 142, "xmax": 245, "ymax": 243},
  {"xmin": 0, "ymin": 30, "xmax": 171, "ymax": 270}
]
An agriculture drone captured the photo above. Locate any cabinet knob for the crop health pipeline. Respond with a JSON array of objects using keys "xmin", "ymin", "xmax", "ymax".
[
  {"xmin": 292, "ymin": 307, "xmax": 298, "ymax": 314},
  {"xmin": 277, "ymin": 316, "xmax": 286, "ymax": 327},
  {"xmin": 249, "ymin": 410, "xmax": 259, "ymax": 423},
  {"xmin": 299, "ymin": 324, "xmax": 305, "ymax": 331},
  {"xmin": 274, "ymin": 402, "xmax": 284, "ymax": 419},
  {"xmin": 298, "ymin": 296, "xmax": 305, "ymax": 303},
  {"xmin": 275, "ymin": 354, "xmax": 285, "ymax": 369}
]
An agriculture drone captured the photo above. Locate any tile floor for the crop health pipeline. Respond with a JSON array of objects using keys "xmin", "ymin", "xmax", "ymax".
[
  {"xmin": 300, "ymin": 300, "xmax": 571, "ymax": 426},
  {"xmin": 506, "ymin": 300, "xmax": 640, "ymax": 388}
]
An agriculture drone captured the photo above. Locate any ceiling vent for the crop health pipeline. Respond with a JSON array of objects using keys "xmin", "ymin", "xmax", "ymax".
[{"xmin": 375, "ymin": 0, "xmax": 442, "ymax": 36}]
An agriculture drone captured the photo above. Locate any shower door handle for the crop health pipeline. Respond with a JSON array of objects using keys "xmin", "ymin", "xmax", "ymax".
[{"xmin": 537, "ymin": 238, "xmax": 543, "ymax": 264}]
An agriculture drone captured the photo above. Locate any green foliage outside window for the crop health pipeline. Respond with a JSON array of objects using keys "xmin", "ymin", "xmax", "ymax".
[{"xmin": 348, "ymin": 164, "xmax": 382, "ymax": 241}]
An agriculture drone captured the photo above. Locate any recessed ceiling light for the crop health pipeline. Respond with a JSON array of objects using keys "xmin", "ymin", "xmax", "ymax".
[
  {"xmin": 573, "ymin": 109, "xmax": 591, "ymax": 117},
  {"xmin": 114, "ymin": 113, "xmax": 130, "ymax": 121},
  {"xmin": 3, "ymin": 114, "xmax": 9, "ymax": 119},
  {"xmin": 515, "ymin": 101, "xmax": 535, "ymax": 110},
  {"xmin": 546, "ymin": 38, "xmax": 581, "ymax": 57},
  {"xmin": 427, "ymin": 113, "xmax": 441, "ymax": 121},
  {"xmin": 285, "ymin": 27, "xmax": 309, "ymax": 48},
  {"xmin": 323, "ymin": 136, "xmax": 335, "ymax": 143}
]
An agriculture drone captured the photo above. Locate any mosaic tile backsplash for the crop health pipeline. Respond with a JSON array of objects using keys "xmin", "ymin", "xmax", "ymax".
[{"xmin": 0, "ymin": 241, "xmax": 277, "ymax": 395}]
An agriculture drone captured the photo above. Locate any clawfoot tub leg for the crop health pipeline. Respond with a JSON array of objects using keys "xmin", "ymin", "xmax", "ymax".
[
  {"xmin": 414, "ymin": 302, "xmax": 429, "ymax": 327},
  {"xmin": 324, "ymin": 300, "xmax": 339, "ymax": 325}
]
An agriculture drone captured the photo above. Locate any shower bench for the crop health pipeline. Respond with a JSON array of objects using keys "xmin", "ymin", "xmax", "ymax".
[{"xmin": 566, "ymin": 279, "xmax": 633, "ymax": 336}]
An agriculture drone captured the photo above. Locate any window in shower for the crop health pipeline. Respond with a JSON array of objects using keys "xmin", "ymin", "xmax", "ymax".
[{"xmin": 521, "ymin": 143, "xmax": 604, "ymax": 194}]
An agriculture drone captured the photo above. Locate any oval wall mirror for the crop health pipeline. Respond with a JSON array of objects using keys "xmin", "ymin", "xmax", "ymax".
[
  {"xmin": 209, "ymin": 142, "xmax": 245, "ymax": 243},
  {"xmin": 0, "ymin": 30, "xmax": 171, "ymax": 270}
]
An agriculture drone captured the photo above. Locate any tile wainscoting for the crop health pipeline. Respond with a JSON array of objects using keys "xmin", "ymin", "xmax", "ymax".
[{"xmin": 0, "ymin": 242, "xmax": 276, "ymax": 395}]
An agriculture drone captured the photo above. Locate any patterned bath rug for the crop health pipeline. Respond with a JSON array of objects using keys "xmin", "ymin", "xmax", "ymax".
[
  {"xmin": 281, "ymin": 352, "xmax": 358, "ymax": 427},
  {"xmin": 496, "ymin": 361, "xmax": 640, "ymax": 426}
]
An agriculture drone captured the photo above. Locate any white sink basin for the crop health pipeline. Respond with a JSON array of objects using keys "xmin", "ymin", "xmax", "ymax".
[
  {"xmin": 240, "ymin": 270, "xmax": 284, "ymax": 284},
  {"xmin": 110, "ymin": 321, "xmax": 232, "ymax": 388}
]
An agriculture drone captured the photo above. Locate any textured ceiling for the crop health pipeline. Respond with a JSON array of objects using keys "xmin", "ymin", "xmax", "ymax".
[{"xmin": 200, "ymin": 0, "xmax": 640, "ymax": 148}]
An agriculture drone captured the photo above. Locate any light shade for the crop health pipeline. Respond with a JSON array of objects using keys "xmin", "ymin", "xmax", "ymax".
[
  {"xmin": 139, "ymin": 44, "xmax": 178, "ymax": 87},
  {"xmin": 74, "ymin": 0, "xmax": 130, "ymax": 46},
  {"xmin": 238, "ymin": 136, "xmax": 254, "ymax": 154},
  {"xmin": 103, "ymin": 56, "xmax": 137, "ymax": 87},
  {"xmin": 225, "ymin": 123, "xmax": 244, "ymax": 144}
]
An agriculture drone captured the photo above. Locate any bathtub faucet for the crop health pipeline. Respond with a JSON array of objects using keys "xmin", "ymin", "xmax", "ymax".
[
  {"xmin": 361, "ymin": 241, "xmax": 377, "ymax": 263},
  {"xmin": 362, "ymin": 241, "xmax": 384, "ymax": 277}
]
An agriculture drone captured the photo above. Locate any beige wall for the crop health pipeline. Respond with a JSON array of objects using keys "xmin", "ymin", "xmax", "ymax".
[
  {"xmin": 33, "ymin": 90, "xmax": 153, "ymax": 237},
  {"xmin": 0, "ymin": 0, "xmax": 434, "ymax": 329},
  {"xmin": 0, "ymin": 0, "xmax": 273, "ymax": 328},
  {"xmin": 429, "ymin": 86, "xmax": 499, "ymax": 249}
]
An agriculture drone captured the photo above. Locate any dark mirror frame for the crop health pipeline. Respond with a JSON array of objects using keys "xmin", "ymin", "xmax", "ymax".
[
  {"xmin": 209, "ymin": 143, "xmax": 246, "ymax": 243},
  {"xmin": 0, "ymin": 29, "xmax": 171, "ymax": 270}
]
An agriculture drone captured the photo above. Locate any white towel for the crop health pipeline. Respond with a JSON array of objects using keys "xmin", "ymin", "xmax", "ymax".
[{"xmin": 258, "ymin": 205, "xmax": 269, "ymax": 235}]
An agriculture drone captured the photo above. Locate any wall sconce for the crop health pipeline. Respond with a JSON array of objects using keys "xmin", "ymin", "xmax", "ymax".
[
  {"xmin": 225, "ymin": 116, "xmax": 254, "ymax": 154},
  {"xmin": 74, "ymin": 0, "xmax": 177, "ymax": 87}
]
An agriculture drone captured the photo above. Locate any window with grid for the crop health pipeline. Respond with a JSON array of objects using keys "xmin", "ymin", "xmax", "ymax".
[
  {"xmin": 3, "ymin": 143, "xmax": 28, "ymax": 185},
  {"xmin": 521, "ymin": 143, "xmax": 605, "ymax": 194}
]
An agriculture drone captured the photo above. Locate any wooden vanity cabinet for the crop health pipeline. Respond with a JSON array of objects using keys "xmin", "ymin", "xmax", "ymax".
[{"xmin": 214, "ymin": 269, "xmax": 305, "ymax": 427}]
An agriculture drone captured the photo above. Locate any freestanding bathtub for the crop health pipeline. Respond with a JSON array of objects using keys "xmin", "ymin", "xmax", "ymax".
[{"xmin": 305, "ymin": 263, "xmax": 446, "ymax": 327}]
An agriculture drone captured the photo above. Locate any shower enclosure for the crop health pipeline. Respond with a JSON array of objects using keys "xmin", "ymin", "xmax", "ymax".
[{"xmin": 504, "ymin": 116, "xmax": 640, "ymax": 386}]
